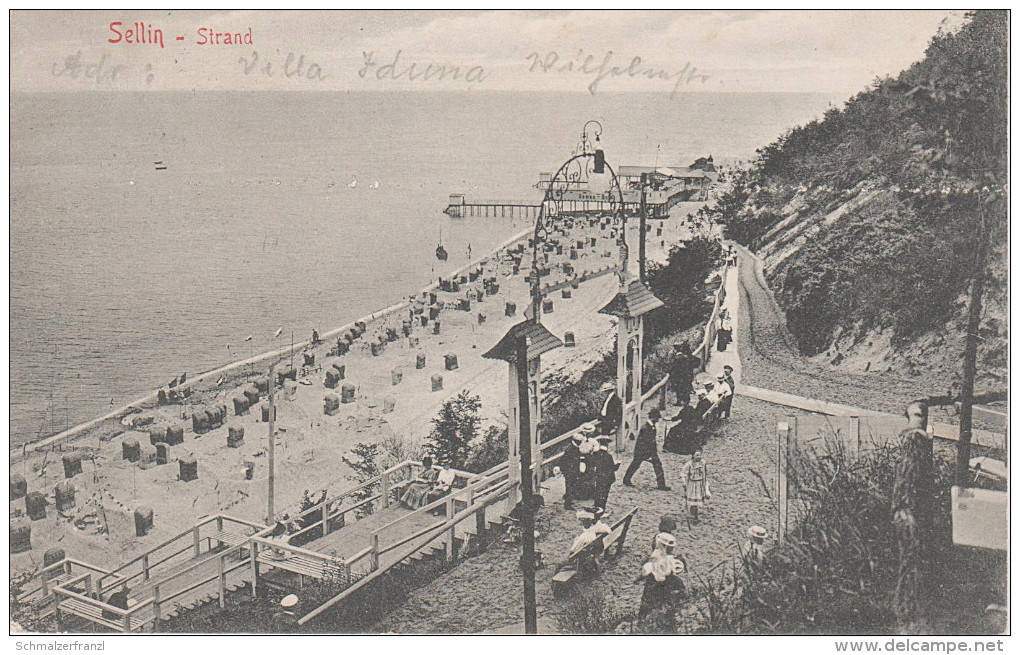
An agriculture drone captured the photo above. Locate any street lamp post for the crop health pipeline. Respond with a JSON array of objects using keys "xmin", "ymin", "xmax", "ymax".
[{"xmin": 267, "ymin": 362, "xmax": 276, "ymax": 523}]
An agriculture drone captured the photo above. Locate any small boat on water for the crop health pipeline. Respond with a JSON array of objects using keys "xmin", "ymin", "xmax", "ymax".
[
  {"xmin": 369, "ymin": 180, "xmax": 380, "ymax": 189},
  {"xmin": 348, "ymin": 176, "xmax": 358, "ymax": 188}
]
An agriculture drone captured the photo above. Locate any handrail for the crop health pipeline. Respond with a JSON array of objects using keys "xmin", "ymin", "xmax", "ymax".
[
  {"xmin": 251, "ymin": 537, "xmax": 346, "ymax": 564},
  {"xmin": 289, "ymin": 460, "xmax": 415, "ymax": 522},
  {"xmin": 298, "ymin": 478, "xmax": 513, "ymax": 625},
  {"xmin": 378, "ymin": 520, "xmax": 447, "ymax": 556},
  {"xmin": 345, "ymin": 545, "xmax": 374, "ymax": 568},
  {"xmin": 96, "ymin": 514, "xmax": 266, "ymax": 589},
  {"xmin": 152, "ymin": 556, "xmax": 250, "ymax": 611},
  {"xmin": 142, "ymin": 541, "xmax": 245, "ymax": 592},
  {"xmin": 289, "ymin": 493, "xmax": 382, "ymax": 540},
  {"xmin": 372, "ymin": 467, "xmax": 510, "ymax": 538}
]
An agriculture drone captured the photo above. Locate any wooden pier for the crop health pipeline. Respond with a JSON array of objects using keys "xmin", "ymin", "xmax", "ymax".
[{"xmin": 445, "ymin": 194, "xmax": 542, "ymax": 219}]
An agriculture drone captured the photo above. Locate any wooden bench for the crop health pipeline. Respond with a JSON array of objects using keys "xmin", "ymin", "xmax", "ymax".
[
  {"xmin": 209, "ymin": 530, "xmax": 250, "ymax": 552},
  {"xmin": 58, "ymin": 598, "xmax": 146, "ymax": 632},
  {"xmin": 551, "ymin": 508, "xmax": 637, "ymax": 596},
  {"xmin": 258, "ymin": 553, "xmax": 344, "ymax": 584}
]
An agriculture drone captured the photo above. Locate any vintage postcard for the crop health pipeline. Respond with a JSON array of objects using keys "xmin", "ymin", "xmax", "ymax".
[{"xmin": 8, "ymin": 9, "xmax": 1009, "ymax": 645}]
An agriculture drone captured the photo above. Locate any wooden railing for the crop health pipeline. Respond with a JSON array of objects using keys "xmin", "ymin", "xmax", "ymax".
[
  {"xmin": 297, "ymin": 471, "xmax": 515, "ymax": 626},
  {"xmin": 693, "ymin": 263, "xmax": 729, "ymax": 371},
  {"xmin": 286, "ymin": 460, "xmax": 475, "ymax": 545},
  {"xmin": 93, "ymin": 514, "xmax": 266, "ymax": 593}
]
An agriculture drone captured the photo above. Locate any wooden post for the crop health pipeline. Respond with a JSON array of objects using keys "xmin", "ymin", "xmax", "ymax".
[
  {"xmin": 639, "ymin": 173, "xmax": 648, "ymax": 283},
  {"xmin": 41, "ymin": 572, "xmax": 50, "ymax": 599},
  {"xmin": 957, "ymin": 198, "xmax": 990, "ymax": 485},
  {"xmin": 193, "ymin": 526, "xmax": 201, "ymax": 557},
  {"xmin": 123, "ymin": 610, "xmax": 131, "ymax": 633},
  {"xmin": 153, "ymin": 585, "xmax": 161, "ymax": 631},
  {"xmin": 445, "ymin": 496, "xmax": 456, "ymax": 563},
  {"xmin": 216, "ymin": 516, "xmax": 224, "ymax": 533},
  {"xmin": 776, "ymin": 418, "xmax": 792, "ymax": 548},
  {"xmin": 850, "ymin": 416, "xmax": 861, "ymax": 454},
  {"xmin": 250, "ymin": 542, "xmax": 259, "ymax": 599},
  {"xmin": 141, "ymin": 553, "xmax": 150, "ymax": 581},
  {"xmin": 370, "ymin": 534, "xmax": 380, "ymax": 571},
  {"xmin": 382, "ymin": 472, "xmax": 391, "ymax": 508},
  {"xmin": 516, "ymin": 334, "xmax": 538, "ymax": 635},
  {"xmin": 218, "ymin": 553, "xmax": 226, "ymax": 608},
  {"xmin": 475, "ymin": 505, "xmax": 487, "ymax": 553},
  {"xmin": 321, "ymin": 499, "xmax": 331, "ymax": 537},
  {"xmin": 268, "ymin": 363, "xmax": 276, "ymax": 523}
]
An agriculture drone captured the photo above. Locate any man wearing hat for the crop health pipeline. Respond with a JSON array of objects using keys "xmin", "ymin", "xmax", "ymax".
[
  {"xmin": 623, "ymin": 408, "xmax": 670, "ymax": 490},
  {"xmin": 592, "ymin": 433, "xmax": 619, "ymax": 514},
  {"xmin": 719, "ymin": 365, "xmax": 736, "ymax": 418},
  {"xmin": 740, "ymin": 526, "xmax": 768, "ymax": 566},
  {"xmin": 597, "ymin": 380, "xmax": 622, "ymax": 437},
  {"xmin": 695, "ymin": 378, "xmax": 716, "ymax": 419},
  {"xmin": 273, "ymin": 594, "xmax": 301, "ymax": 630},
  {"xmin": 561, "ymin": 425, "xmax": 589, "ymax": 509}
]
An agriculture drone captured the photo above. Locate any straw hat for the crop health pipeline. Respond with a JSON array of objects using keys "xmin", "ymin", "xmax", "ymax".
[
  {"xmin": 600, "ymin": 381, "xmax": 615, "ymax": 392},
  {"xmin": 281, "ymin": 594, "xmax": 299, "ymax": 608},
  {"xmin": 748, "ymin": 526, "xmax": 768, "ymax": 540},
  {"xmin": 575, "ymin": 509, "xmax": 595, "ymax": 521},
  {"xmin": 654, "ymin": 532, "xmax": 677, "ymax": 549},
  {"xmin": 581, "ymin": 423, "xmax": 597, "ymax": 435}
]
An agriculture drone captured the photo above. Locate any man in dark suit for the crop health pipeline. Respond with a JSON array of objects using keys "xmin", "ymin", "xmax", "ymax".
[
  {"xmin": 560, "ymin": 432, "xmax": 584, "ymax": 509},
  {"xmin": 719, "ymin": 365, "xmax": 736, "ymax": 418},
  {"xmin": 592, "ymin": 434, "xmax": 619, "ymax": 513},
  {"xmin": 622, "ymin": 408, "xmax": 670, "ymax": 490},
  {"xmin": 668, "ymin": 343, "xmax": 697, "ymax": 406}
]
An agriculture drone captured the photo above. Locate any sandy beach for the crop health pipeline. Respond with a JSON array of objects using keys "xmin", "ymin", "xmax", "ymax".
[{"xmin": 9, "ymin": 206, "xmax": 701, "ymax": 578}]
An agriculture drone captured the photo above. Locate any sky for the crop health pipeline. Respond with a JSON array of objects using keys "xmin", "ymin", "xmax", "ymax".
[{"xmin": 11, "ymin": 10, "xmax": 967, "ymax": 96}]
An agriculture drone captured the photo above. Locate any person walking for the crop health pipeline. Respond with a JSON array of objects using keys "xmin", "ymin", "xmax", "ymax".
[
  {"xmin": 592, "ymin": 434, "xmax": 618, "ymax": 514},
  {"xmin": 680, "ymin": 450, "xmax": 711, "ymax": 520},
  {"xmin": 623, "ymin": 408, "xmax": 670, "ymax": 491}
]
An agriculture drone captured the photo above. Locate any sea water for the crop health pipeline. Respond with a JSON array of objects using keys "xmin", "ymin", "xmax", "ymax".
[{"xmin": 10, "ymin": 90, "xmax": 835, "ymax": 444}]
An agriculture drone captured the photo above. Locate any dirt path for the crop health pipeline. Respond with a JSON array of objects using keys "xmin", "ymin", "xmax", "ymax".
[{"xmin": 735, "ymin": 245, "xmax": 943, "ymax": 415}]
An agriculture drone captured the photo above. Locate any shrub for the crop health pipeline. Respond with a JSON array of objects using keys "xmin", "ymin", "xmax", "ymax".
[
  {"xmin": 557, "ymin": 586, "xmax": 630, "ymax": 634},
  {"xmin": 464, "ymin": 424, "xmax": 508, "ymax": 473},
  {"xmin": 426, "ymin": 390, "xmax": 481, "ymax": 469}
]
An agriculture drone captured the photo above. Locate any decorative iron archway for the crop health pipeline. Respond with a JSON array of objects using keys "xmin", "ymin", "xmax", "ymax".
[{"xmin": 528, "ymin": 120, "xmax": 630, "ymax": 320}]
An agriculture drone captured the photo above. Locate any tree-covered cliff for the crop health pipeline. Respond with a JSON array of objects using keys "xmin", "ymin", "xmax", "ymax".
[{"xmin": 712, "ymin": 11, "xmax": 1007, "ymax": 391}]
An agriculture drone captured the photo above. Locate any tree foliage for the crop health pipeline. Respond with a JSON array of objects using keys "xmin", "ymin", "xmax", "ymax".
[
  {"xmin": 427, "ymin": 390, "xmax": 481, "ymax": 469},
  {"xmin": 645, "ymin": 235, "xmax": 724, "ymax": 343}
]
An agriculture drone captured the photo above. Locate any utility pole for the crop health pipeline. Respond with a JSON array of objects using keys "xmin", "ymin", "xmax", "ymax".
[
  {"xmin": 267, "ymin": 363, "xmax": 276, "ymax": 523},
  {"xmin": 639, "ymin": 172, "xmax": 648, "ymax": 283},
  {"xmin": 290, "ymin": 332, "xmax": 294, "ymax": 370},
  {"xmin": 956, "ymin": 195, "xmax": 990, "ymax": 485},
  {"xmin": 515, "ymin": 335, "xmax": 538, "ymax": 635}
]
